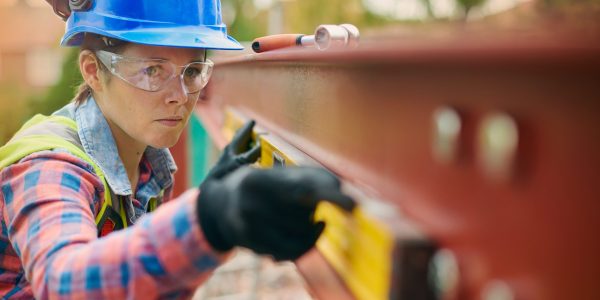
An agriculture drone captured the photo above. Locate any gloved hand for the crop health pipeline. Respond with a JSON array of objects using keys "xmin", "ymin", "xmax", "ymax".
[
  {"xmin": 204, "ymin": 120, "xmax": 261, "ymax": 181},
  {"xmin": 197, "ymin": 166, "xmax": 355, "ymax": 261}
]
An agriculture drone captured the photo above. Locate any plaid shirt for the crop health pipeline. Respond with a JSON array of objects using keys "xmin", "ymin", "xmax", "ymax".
[{"xmin": 0, "ymin": 98, "xmax": 223, "ymax": 299}]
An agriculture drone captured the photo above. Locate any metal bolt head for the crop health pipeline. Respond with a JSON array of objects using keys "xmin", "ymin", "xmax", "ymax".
[
  {"xmin": 315, "ymin": 25, "xmax": 349, "ymax": 50},
  {"xmin": 339, "ymin": 23, "xmax": 360, "ymax": 48},
  {"xmin": 432, "ymin": 107, "xmax": 462, "ymax": 164},
  {"xmin": 481, "ymin": 280, "xmax": 514, "ymax": 300},
  {"xmin": 478, "ymin": 113, "xmax": 519, "ymax": 182},
  {"xmin": 429, "ymin": 249, "xmax": 460, "ymax": 299}
]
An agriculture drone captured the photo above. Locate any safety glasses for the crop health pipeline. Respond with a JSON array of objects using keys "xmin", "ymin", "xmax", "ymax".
[{"xmin": 95, "ymin": 50, "xmax": 214, "ymax": 94}]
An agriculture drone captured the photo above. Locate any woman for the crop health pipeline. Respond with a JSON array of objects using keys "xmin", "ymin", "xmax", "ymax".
[{"xmin": 0, "ymin": 1, "xmax": 354, "ymax": 299}]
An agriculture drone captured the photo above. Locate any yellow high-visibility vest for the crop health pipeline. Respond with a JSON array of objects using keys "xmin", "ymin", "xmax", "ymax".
[{"xmin": 0, "ymin": 114, "xmax": 160, "ymax": 236}]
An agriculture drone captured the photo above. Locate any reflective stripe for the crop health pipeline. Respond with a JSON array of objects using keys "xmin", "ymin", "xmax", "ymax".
[{"xmin": 9, "ymin": 115, "xmax": 80, "ymax": 146}]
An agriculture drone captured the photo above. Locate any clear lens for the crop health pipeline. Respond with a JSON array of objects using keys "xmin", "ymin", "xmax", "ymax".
[
  {"xmin": 96, "ymin": 50, "xmax": 213, "ymax": 94},
  {"xmin": 182, "ymin": 60, "xmax": 213, "ymax": 93},
  {"xmin": 114, "ymin": 60, "xmax": 175, "ymax": 92}
]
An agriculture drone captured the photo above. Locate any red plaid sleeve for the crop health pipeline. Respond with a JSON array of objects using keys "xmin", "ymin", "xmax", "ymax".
[{"xmin": 0, "ymin": 150, "xmax": 223, "ymax": 299}]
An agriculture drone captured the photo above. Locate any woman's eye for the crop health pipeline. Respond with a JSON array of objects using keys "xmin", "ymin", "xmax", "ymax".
[
  {"xmin": 184, "ymin": 67, "xmax": 201, "ymax": 78},
  {"xmin": 143, "ymin": 65, "xmax": 161, "ymax": 77}
]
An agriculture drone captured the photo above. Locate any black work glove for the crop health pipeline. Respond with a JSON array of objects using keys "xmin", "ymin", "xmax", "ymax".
[
  {"xmin": 197, "ymin": 166, "xmax": 355, "ymax": 261},
  {"xmin": 204, "ymin": 120, "xmax": 261, "ymax": 181}
]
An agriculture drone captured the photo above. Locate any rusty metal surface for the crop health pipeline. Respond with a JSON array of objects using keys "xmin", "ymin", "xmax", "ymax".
[{"xmin": 196, "ymin": 36, "xmax": 600, "ymax": 300}]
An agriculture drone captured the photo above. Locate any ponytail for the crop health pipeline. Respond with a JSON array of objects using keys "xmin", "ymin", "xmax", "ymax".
[{"xmin": 73, "ymin": 81, "xmax": 92, "ymax": 105}]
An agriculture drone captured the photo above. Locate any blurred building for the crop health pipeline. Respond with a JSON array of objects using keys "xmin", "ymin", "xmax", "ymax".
[
  {"xmin": 0, "ymin": 0, "xmax": 64, "ymax": 91},
  {"xmin": 0, "ymin": 0, "xmax": 64, "ymax": 142}
]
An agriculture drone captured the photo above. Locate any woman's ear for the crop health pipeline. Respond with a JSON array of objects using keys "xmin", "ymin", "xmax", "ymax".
[{"xmin": 79, "ymin": 50, "xmax": 103, "ymax": 92}]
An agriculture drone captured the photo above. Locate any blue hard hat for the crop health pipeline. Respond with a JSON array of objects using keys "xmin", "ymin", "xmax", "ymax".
[{"xmin": 61, "ymin": 0, "xmax": 243, "ymax": 50}]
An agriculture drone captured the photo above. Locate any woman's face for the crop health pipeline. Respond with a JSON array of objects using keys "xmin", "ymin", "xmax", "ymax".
[{"xmin": 94, "ymin": 44, "xmax": 206, "ymax": 149}]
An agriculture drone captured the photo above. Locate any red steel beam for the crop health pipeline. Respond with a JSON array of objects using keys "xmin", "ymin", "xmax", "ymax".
[{"xmin": 196, "ymin": 33, "xmax": 600, "ymax": 300}]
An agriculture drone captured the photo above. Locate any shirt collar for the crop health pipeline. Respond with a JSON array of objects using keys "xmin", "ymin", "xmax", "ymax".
[{"xmin": 71, "ymin": 96, "xmax": 177, "ymax": 195}]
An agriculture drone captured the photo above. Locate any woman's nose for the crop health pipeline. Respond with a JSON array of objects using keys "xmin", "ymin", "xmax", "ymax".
[{"xmin": 164, "ymin": 75, "xmax": 188, "ymax": 105}]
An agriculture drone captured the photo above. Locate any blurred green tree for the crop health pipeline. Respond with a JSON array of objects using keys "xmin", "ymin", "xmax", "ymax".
[
  {"xmin": 26, "ymin": 48, "xmax": 81, "ymax": 117},
  {"xmin": 456, "ymin": 0, "xmax": 487, "ymax": 18},
  {"xmin": 286, "ymin": 0, "xmax": 367, "ymax": 33},
  {"xmin": 286, "ymin": 0, "xmax": 390, "ymax": 34},
  {"xmin": 0, "ymin": 81, "xmax": 29, "ymax": 144},
  {"xmin": 222, "ymin": 0, "xmax": 391, "ymax": 41},
  {"xmin": 222, "ymin": 0, "xmax": 266, "ymax": 41}
]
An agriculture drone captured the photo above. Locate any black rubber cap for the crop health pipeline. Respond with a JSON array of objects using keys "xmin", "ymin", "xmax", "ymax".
[{"xmin": 252, "ymin": 41, "xmax": 260, "ymax": 53}]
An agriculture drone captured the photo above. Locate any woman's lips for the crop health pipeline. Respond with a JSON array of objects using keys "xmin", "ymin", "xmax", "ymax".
[{"xmin": 157, "ymin": 117, "xmax": 183, "ymax": 127}]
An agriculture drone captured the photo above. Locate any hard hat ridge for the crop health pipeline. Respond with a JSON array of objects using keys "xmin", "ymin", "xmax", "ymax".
[{"xmin": 61, "ymin": 0, "xmax": 243, "ymax": 50}]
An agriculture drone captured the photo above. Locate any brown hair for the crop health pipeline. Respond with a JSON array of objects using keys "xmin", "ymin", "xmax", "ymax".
[{"xmin": 74, "ymin": 34, "xmax": 128, "ymax": 104}]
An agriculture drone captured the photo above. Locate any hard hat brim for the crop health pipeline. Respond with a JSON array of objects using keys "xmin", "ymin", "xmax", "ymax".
[{"xmin": 61, "ymin": 26, "xmax": 244, "ymax": 51}]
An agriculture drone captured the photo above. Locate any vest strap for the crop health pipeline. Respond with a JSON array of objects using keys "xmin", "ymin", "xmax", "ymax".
[
  {"xmin": 0, "ymin": 115, "xmax": 117, "ymax": 234},
  {"xmin": 1, "ymin": 114, "xmax": 163, "ymax": 236}
]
